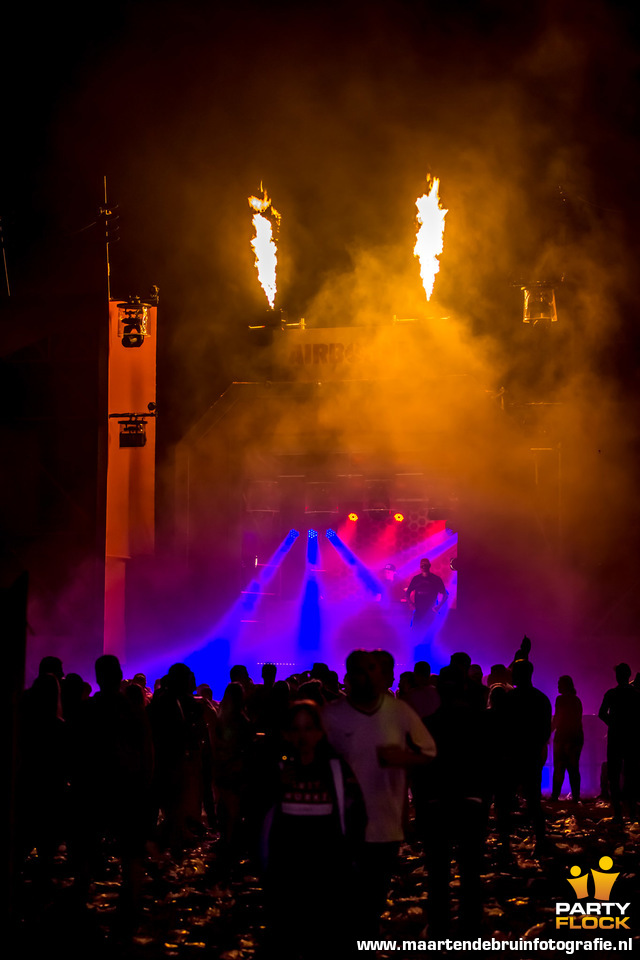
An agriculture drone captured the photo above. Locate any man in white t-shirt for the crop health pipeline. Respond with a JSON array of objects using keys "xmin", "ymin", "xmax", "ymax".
[{"xmin": 323, "ymin": 649, "xmax": 436, "ymax": 938}]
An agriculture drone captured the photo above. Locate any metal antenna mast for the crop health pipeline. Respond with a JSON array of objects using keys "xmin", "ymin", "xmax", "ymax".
[
  {"xmin": 0, "ymin": 215, "xmax": 10, "ymax": 296},
  {"xmin": 103, "ymin": 176, "xmax": 111, "ymax": 301}
]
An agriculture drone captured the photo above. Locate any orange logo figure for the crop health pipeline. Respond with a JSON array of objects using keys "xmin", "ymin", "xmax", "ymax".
[
  {"xmin": 567, "ymin": 856, "xmax": 620, "ymax": 901},
  {"xmin": 592, "ymin": 856, "xmax": 620, "ymax": 901},
  {"xmin": 567, "ymin": 865, "xmax": 590, "ymax": 899}
]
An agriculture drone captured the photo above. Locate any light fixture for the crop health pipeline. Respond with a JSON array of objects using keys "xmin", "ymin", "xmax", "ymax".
[
  {"xmin": 307, "ymin": 529, "xmax": 319, "ymax": 564},
  {"xmin": 118, "ymin": 418, "xmax": 147, "ymax": 447},
  {"xmin": 117, "ymin": 297, "xmax": 151, "ymax": 348},
  {"xmin": 520, "ymin": 281, "xmax": 558, "ymax": 324},
  {"xmin": 109, "ymin": 405, "xmax": 156, "ymax": 449}
]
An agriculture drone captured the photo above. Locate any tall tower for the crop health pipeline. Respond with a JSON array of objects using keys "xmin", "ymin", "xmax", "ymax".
[{"xmin": 104, "ymin": 297, "xmax": 157, "ymax": 664}]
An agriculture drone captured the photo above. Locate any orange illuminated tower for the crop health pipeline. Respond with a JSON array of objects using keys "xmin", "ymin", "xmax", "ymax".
[{"xmin": 104, "ymin": 297, "xmax": 157, "ymax": 664}]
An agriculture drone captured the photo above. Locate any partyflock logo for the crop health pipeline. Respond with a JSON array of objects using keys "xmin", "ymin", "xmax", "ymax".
[{"xmin": 556, "ymin": 856, "xmax": 631, "ymax": 930}]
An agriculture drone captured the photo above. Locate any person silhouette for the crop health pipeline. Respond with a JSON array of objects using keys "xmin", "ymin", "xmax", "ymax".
[
  {"xmin": 70, "ymin": 654, "xmax": 153, "ymax": 926},
  {"xmin": 413, "ymin": 665, "xmax": 488, "ymax": 937},
  {"xmin": 507, "ymin": 659, "xmax": 551, "ymax": 853},
  {"xmin": 598, "ymin": 663, "xmax": 640, "ymax": 822},
  {"xmin": 551, "ymin": 675, "xmax": 583, "ymax": 802}
]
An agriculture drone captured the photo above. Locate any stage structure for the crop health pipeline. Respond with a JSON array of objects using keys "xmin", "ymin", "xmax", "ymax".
[
  {"xmin": 167, "ymin": 320, "xmax": 540, "ymax": 689},
  {"xmin": 104, "ymin": 297, "xmax": 157, "ymax": 661}
]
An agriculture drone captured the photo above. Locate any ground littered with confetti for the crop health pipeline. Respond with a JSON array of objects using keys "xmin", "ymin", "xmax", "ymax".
[{"xmin": 14, "ymin": 800, "xmax": 640, "ymax": 959}]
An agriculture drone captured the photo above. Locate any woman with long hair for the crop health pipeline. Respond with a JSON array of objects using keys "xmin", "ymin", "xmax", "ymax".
[
  {"xmin": 256, "ymin": 700, "xmax": 366, "ymax": 959},
  {"xmin": 551, "ymin": 674, "xmax": 584, "ymax": 802}
]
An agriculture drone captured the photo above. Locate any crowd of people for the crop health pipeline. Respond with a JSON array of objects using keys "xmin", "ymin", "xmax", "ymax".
[{"xmin": 15, "ymin": 638, "xmax": 640, "ymax": 956}]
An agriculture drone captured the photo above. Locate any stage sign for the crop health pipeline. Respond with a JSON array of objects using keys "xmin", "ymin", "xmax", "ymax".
[{"xmin": 272, "ymin": 324, "xmax": 450, "ymax": 382}]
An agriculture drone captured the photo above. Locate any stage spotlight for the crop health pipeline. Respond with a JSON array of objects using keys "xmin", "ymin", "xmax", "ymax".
[
  {"xmin": 520, "ymin": 280, "xmax": 558, "ymax": 324},
  {"xmin": 285, "ymin": 529, "xmax": 300, "ymax": 545},
  {"xmin": 117, "ymin": 298, "xmax": 150, "ymax": 348},
  {"xmin": 118, "ymin": 418, "xmax": 147, "ymax": 447},
  {"xmin": 394, "ymin": 513, "xmax": 404, "ymax": 522},
  {"xmin": 307, "ymin": 529, "xmax": 319, "ymax": 565},
  {"xmin": 348, "ymin": 512, "xmax": 359, "ymax": 522},
  {"xmin": 325, "ymin": 528, "xmax": 381, "ymax": 590},
  {"xmin": 450, "ymin": 557, "xmax": 458, "ymax": 571}
]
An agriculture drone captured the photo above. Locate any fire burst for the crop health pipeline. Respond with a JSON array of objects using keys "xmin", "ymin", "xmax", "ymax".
[
  {"xmin": 414, "ymin": 177, "xmax": 447, "ymax": 301},
  {"xmin": 248, "ymin": 186, "xmax": 281, "ymax": 309}
]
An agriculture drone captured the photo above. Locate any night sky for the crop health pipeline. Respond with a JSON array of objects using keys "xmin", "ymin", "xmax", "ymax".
[{"xmin": 4, "ymin": 0, "xmax": 640, "ymax": 428}]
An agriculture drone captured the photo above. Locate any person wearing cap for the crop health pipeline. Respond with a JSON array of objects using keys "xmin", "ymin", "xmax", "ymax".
[{"xmin": 377, "ymin": 562, "xmax": 403, "ymax": 609}]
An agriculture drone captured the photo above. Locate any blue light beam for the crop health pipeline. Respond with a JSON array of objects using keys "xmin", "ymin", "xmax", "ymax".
[
  {"xmin": 325, "ymin": 529, "xmax": 384, "ymax": 596},
  {"xmin": 298, "ymin": 574, "xmax": 321, "ymax": 650},
  {"xmin": 307, "ymin": 529, "xmax": 319, "ymax": 566},
  {"xmin": 241, "ymin": 529, "xmax": 300, "ymax": 613},
  {"xmin": 391, "ymin": 530, "xmax": 458, "ymax": 579},
  {"xmin": 209, "ymin": 528, "xmax": 302, "ymax": 632}
]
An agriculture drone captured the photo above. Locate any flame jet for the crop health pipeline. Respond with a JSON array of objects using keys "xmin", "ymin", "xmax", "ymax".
[
  {"xmin": 248, "ymin": 184, "xmax": 281, "ymax": 309},
  {"xmin": 414, "ymin": 177, "xmax": 447, "ymax": 301}
]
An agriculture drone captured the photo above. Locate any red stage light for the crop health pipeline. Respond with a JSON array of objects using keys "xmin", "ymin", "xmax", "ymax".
[
  {"xmin": 394, "ymin": 513, "xmax": 404, "ymax": 522},
  {"xmin": 348, "ymin": 512, "xmax": 359, "ymax": 522}
]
